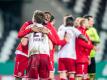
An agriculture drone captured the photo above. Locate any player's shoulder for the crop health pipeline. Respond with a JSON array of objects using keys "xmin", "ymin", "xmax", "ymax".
[
  {"xmin": 90, "ymin": 27, "xmax": 96, "ymax": 30},
  {"xmin": 25, "ymin": 20, "xmax": 33, "ymax": 25},
  {"xmin": 58, "ymin": 24, "xmax": 65, "ymax": 30},
  {"xmin": 89, "ymin": 27, "xmax": 97, "ymax": 32},
  {"xmin": 70, "ymin": 26, "xmax": 79, "ymax": 31}
]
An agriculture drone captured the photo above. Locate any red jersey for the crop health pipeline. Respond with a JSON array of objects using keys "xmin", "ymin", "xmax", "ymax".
[
  {"xmin": 76, "ymin": 26, "xmax": 94, "ymax": 63},
  {"xmin": 46, "ymin": 22, "xmax": 67, "ymax": 63},
  {"xmin": 46, "ymin": 22, "xmax": 66, "ymax": 46},
  {"xmin": 16, "ymin": 21, "xmax": 33, "ymax": 56},
  {"xmin": 18, "ymin": 21, "xmax": 33, "ymax": 38}
]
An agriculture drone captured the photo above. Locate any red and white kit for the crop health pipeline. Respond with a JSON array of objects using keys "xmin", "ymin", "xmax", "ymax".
[
  {"xmin": 76, "ymin": 26, "xmax": 94, "ymax": 77},
  {"xmin": 14, "ymin": 21, "xmax": 33, "ymax": 78},
  {"xmin": 25, "ymin": 23, "xmax": 50, "ymax": 79},
  {"xmin": 46, "ymin": 22, "xmax": 67, "ymax": 72},
  {"xmin": 58, "ymin": 26, "xmax": 81, "ymax": 73}
]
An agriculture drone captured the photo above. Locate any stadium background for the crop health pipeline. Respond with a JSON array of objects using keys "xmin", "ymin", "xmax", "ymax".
[{"xmin": 0, "ymin": 0, "xmax": 107, "ymax": 80}]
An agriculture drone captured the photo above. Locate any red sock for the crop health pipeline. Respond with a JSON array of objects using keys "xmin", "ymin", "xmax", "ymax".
[{"xmin": 69, "ymin": 78, "xmax": 75, "ymax": 80}]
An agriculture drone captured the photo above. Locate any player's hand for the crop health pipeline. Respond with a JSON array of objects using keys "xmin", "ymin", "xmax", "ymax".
[
  {"xmin": 88, "ymin": 59, "xmax": 91, "ymax": 65},
  {"xmin": 88, "ymin": 56, "xmax": 91, "ymax": 65},
  {"xmin": 31, "ymin": 27, "xmax": 40, "ymax": 32},
  {"xmin": 21, "ymin": 37, "xmax": 28, "ymax": 46},
  {"xmin": 93, "ymin": 46, "xmax": 96, "ymax": 51},
  {"xmin": 41, "ymin": 27, "xmax": 50, "ymax": 34}
]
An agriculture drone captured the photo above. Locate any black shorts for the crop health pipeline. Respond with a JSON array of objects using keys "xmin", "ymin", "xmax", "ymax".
[{"xmin": 88, "ymin": 57, "xmax": 96, "ymax": 73}]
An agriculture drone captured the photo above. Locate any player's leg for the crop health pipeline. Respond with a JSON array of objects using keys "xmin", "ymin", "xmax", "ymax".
[
  {"xmin": 58, "ymin": 58, "xmax": 67, "ymax": 80},
  {"xmin": 66, "ymin": 59, "xmax": 76, "ymax": 80},
  {"xmin": 88, "ymin": 57, "xmax": 96, "ymax": 80},
  {"xmin": 75, "ymin": 65, "xmax": 83, "ymax": 80},
  {"xmin": 14, "ymin": 54, "xmax": 28, "ymax": 80},
  {"xmin": 89, "ymin": 73, "xmax": 95, "ymax": 80},
  {"xmin": 49, "ymin": 55, "xmax": 55, "ymax": 80},
  {"xmin": 68, "ymin": 73, "xmax": 75, "ymax": 80},
  {"xmin": 75, "ymin": 76, "xmax": 82, "ymax": 80},
  {"xmin": 49, "ymin": 71, "xmax": 55, "ymax": 80},
  {"xmin": 15, "ymin": 77, "xmax": 22, "ymax": 80},
  {"xmin": 39, "ymin": 54, "xmax": 50, "ymax": 80},
  {"xmin": 27, "ymin": 54, "xmax": 39, "ymax": 80},
  {"xmin": 82, "ymin": 63, "xmax": 89, "ymax": 80},
  {"xmin": 76, "ymin": 63, "xmax": 89, "ymax": 80},
  {"xmin": 59, "ymin": 71, "xmax": 67, "ymax": 80},
  {"xmin": 49, "ymin": 59, "xmax": 55, "ymax": 80}
]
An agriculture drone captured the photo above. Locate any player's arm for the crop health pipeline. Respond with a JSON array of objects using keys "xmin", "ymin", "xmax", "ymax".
[
  {"xmin": 42, "ymin": 27, "xmax": 67, "ymax": 46},
  {"xmin": 18, "ymin": 21, "xmax": 33, "ymax": 38},
  {"xmin": 47, "ymin": 23, "xmax": 67, "ymax": 45},
  {"xmin": 41, "ymin": 27, "xmax": 59, "ymax": 44},
  {"xmin": 78, "ymin": 34, "xmax": 88, "ymax": 42},
  {"xmin": 52, "ymin": 25, "xmax": 67, "ymax": 45},
  {"xmin": 74, "ymin": 27, "xmax": 88, "ymax": 42},
  {"xmin": 18, "ymin": 22, "xmax": 42, "ymax": 38},
  {"xmin": 18, "ymin": 28, "xmax": 32, "ymax": 38},
  {"xmin": 91, "ymin": 28, "xmax": 100, "ymax": 45},
  {"xmin": 86, "ymin": 28, "xmax": 100, "ymax": 45},
  {"xmin": 21, "ymin": 37, "xmax": 28, "ymax": 46},
  {"xmin": 77, "ymin": 38, "xmax": 94, "ymax": 49}
]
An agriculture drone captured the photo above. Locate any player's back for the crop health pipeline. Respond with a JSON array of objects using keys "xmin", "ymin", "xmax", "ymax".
[
  {"xmin": 27, "ymin": 23, "xmax": 50, "ymax": 57},
  {"xmin": 58, "ymin": 26, "xmax": 81, "ymax": 59}
]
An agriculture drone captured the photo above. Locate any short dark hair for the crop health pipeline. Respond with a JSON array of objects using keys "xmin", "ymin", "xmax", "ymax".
[
  {"xmin": 33, "ymin": 11, "xmax": 45, "ymax": 24},
  {"xmin": 44, "ymin": 11, "xmax": 52, "ymax": 16},
  {"xmin": 66, "ymin": 16, "xmax": 74, "ymax": 26},
  {"xmin": 83, "ymin": 15, "xmax": 93, "ymax": 20},
  {"xmin": 50, "ymin": 15, "xmax": 55, "ymax": 22}
]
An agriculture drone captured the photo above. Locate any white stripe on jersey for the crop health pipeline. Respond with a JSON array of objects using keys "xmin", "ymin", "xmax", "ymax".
[{"xmin": 15, "ymin": 50, "xmax": 28, "ymax": 57}]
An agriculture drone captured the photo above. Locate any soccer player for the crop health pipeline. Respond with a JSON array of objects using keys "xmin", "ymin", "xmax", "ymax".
[
  {"xmin": 58, "ymin": 15, "xmax": 74, "ymax": 43},
  {"xmin": 58, "ymin": 16, "xmax": 88, "ymax": 80},
  {"xmin": 14, "ymin": 21, "xmax": 33, "ymax": 80},
  {"xmin": 25, "ymin": 10, "xmax": 50, "ymax": 80},
  {"xmin": 14, "ymin": 11, "xmax": 47, "ymax": 80},
  {"xmin": 14, "ymin": 21, "xmax": 45, "ymax": 80},
  {"xmin": 44, "ymin": 11, "xmax": 68, "ymax": 80},
  {"xmin": 75, "ymin": 18, "xmax": 94, "ymax": 80},
  {"xmin": 84, "ymin": 15, "xmax": 100, "ymax": 80}
]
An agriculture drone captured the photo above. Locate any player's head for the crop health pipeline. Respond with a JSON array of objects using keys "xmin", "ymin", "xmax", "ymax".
[
  {"xmin": 74, "ymin": 17, "xmax": 83, "ymax": 28},
  {"xmin": 63, "ymin": 14, "xmax": 74, "ymax": 25},
  {"xmin": 32, "ymin": 10, "xmax": 45, "ymax": 24},
  {"xmin": 80, "ymin": 18, "xmax": 90, "ymax": 29},
  {"xmin": 83, "ymin": 15, "xmax": 94, "ymax": 27},
  {"xmin": 44, "ymin": 11, "xmax": 52, "ymax": 22},
  {"xmin": 65, "ymin": 16, "xmax": 74, "ymax": 26}
]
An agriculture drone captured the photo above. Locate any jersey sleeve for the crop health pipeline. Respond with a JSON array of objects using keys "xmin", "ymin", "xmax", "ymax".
[
  {"xmin": 86, "ymin": 27, "xmax": 100, "ymax": 43},
  {"xmin": 47, "ymin": 23, "xmax": 67, "ymax": 46},
  {"xmin": 58, "ymin": 25, "xmax": 65, "ymax": 40},
  {"xmin": 18, "ymin": 21, "xmax": 33, "ymax": 38},
  {"xmin": 73, "ymin": 27, "xmax": 82, "ymax": 37},
  {"xmin": 77, "ymin": 38, "xmax": 94, "ymax": 49}
]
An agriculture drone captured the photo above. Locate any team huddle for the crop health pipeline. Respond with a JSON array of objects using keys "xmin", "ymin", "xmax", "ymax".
[{"xmin": 13, "ymin": 10, "xmax": 100, "ymax": 80}]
